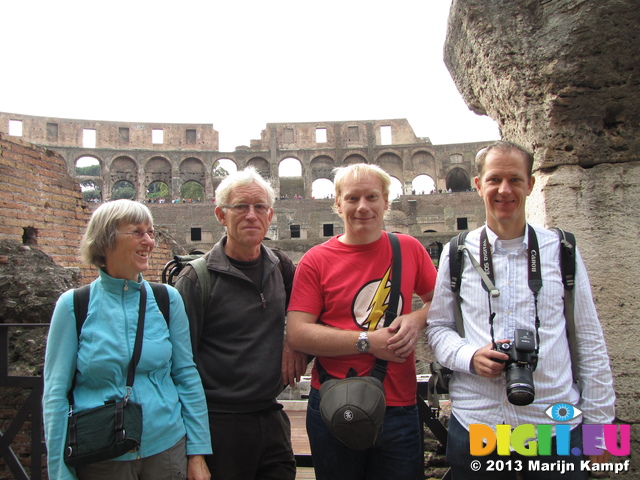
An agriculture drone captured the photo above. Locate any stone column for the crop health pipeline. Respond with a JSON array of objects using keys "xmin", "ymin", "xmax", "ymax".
[{"xmin": 445, "ymin": 0, "xmax": 640, "ymax": 472}]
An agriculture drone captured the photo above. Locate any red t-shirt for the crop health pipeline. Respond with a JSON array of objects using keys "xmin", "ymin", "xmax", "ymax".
[{"xmin": 288, "ymin": 231, "xmax": 437, "ymax": 406}]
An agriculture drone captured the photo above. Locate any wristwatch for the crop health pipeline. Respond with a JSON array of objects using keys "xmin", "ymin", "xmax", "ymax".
[{"xmin": 356, "ymin": 331, "xmax": 370, "ymax": 353}]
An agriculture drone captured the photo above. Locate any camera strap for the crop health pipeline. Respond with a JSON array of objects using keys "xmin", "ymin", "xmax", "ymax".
[{"xmin": 479, "ymin": 225, "xmax": 541, "ymax": 355}]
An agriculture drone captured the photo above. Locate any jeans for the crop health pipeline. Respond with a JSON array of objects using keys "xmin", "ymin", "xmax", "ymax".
[
  {"xmin": 446, "ymin": 414, "xmax": 587, "ymax": 480},
  {"xmin": 306, "ymin": 387, "xmax": 422, "ymax": 480}
]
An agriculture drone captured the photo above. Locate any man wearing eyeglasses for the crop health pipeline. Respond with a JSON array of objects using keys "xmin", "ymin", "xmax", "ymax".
[{"xmin": 175, "ymin": 167, "xmax": 307, "ymax": 480}]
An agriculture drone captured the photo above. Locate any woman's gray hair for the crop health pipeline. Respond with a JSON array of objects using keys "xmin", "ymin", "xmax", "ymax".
[
  {"xmin": 215, "ymin": 167, "xmax": 275, "ymax": 207},
  {"xmin": 79, "ymin": 199, "xmax": 153, "ymax": 268}
]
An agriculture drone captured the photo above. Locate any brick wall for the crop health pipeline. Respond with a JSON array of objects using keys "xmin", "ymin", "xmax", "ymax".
[
  {"xmin": 0, "ymin": 135, "xmax": 182, "ymax": 286},
  {"xmin": 0, "ymin": 134, "xmax": 93, "ymax": 280}
]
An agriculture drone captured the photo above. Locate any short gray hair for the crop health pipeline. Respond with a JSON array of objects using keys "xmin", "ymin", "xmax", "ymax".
[
  {"xmin": 79, "ymin": 199, "xmax": 153, "ymax": 268},
  {"xmin": 215, "ymin": 167, "xmax": 275, "ymax": 207}
]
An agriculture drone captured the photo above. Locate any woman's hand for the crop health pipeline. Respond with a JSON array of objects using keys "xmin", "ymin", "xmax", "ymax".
[{"xmin": 188, "ymin": 455, "xmax": 210, "ymax": 480}]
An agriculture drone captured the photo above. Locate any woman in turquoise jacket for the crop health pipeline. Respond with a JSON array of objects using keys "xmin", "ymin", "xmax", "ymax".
[{"xmin": 43, "ymin": 199, "xmax": 212, "ymax": 480}]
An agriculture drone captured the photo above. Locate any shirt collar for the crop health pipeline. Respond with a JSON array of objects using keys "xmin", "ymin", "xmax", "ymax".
[{"xmin": 484, "ymin": 224, "xmax": 529, "ymax": 253}]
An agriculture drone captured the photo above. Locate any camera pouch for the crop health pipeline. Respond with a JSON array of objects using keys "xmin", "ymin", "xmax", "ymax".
[
  {"xmin": 64, "ymin": 400, "xmax": 142, "ymax": 468},
  {"xmin": 319, "ymin": 375, "xmax": 386, "ymax": 451}
]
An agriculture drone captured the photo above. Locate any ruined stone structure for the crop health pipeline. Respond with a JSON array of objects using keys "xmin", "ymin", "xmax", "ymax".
[
  {"xmin": 1, "ymin": 112, "xmax": 490, "ymax": 252},
  {"xmin": 446, "ymin": 0, "xmax": 639, "ymax": 475},
  {"xmin": 0, "ymin": 113, "xmax": 487, "ymax": 201}
]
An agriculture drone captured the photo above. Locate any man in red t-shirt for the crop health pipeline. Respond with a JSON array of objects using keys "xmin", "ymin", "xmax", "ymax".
[{"xmin": 287, "ymin": 163, "xmax": 436, "ymax": 480}]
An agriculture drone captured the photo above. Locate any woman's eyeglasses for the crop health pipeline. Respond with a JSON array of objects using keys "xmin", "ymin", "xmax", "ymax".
[{"xmin": 117, "ymin": 229, "xmax": 156, "ymax": 240}]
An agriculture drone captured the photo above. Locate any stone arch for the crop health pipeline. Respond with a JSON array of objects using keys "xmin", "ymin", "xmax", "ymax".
[
  {"xmin": 343, "ymin": 153, "xmax": 367, "ymax": 165},
  {"xmin": 376, "ymin": 152, "xmax": 404, "ymax": 183},
  {"xmin": 247, "ymin": 157, "xmax": 271, "ymax": 180},
  {"xmin": 74, "ymin": 154, "xmax": 102, "ymax": 175},
  {"xmin": 145, "ymin": 156, "xmax": 172, "ymax": 186},
  {"xmin": 110, "ymin": 156, "xmax": 137, "ymax": 190},
  {"xmin": 410, "ymin": 151, "xmax": 437, "ymax": 176},
  {"xmin": 180, "ymin": 157, "xmax": 205, "ymax": 185},
  {"xmin": 211, "ymin": 158, "xmax": 238, "ymax": 197},
  {"xmin": 180, "ymin": 180, "xmax": 205, "ymax": 203},
  {"xmin": 278, "ymin": 157, "xmax": 303, "ymax": 177},
  {"xmin": 389, "ymin": 176, "xmax": 403, "ymax": 200},
  {"xmin": 411, "ymin": 174, "xmax": 436, "ymax": 195},
  {"xmin": 213, "ymin": 158, "xmax": 237, "ymax": 177},
  {"xmin": 446, "ymin": 167, "xmax": 471, "ymax": 192},
  {"xmin": 311, "ymin": 178, "xmax": 334, "ymax": 199},
  {"xmin": 310, "ymin": 155, "xmax": 335, "ymax": 181},
  {"xmin": 111, "ymin": 180, "xmax": 137, "ymax": 200},
  {"xmin": 75, "ymin": 155, "xmax": 103, "ymax": 202},
  {"xmin": 278, "ymin": 157, "xmax": 304, "ymax": 199},
  {"xmin": 80, "ymin": 179, "xmax": 102, "ymax": 202},
  {"xmin": 146, "ymin": 180, "xmax": 170, "ymax": 203}
]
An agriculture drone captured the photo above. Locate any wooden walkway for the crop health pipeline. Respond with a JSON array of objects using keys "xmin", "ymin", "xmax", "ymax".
[{"xmin": 284, "ymin": 403, "xmax": 315, "ymax": 479}]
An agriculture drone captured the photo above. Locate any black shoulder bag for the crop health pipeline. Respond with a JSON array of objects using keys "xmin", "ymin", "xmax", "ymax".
[
  {"xmin": 318, "ymin": 232, "xmax": 402, "ymax": 451},
  {"xmin": 64, "ymin": 286, "xmax": 147, "ymax": 467}
]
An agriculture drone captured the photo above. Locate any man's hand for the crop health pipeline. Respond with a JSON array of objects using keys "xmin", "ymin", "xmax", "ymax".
[
  {"xmin": 589, "ymin": 449, "xmax": 612, "ymax": 464},
  {"xmin": 282, "ymin": 339, "xmax": 308, "ymax": 387},
  {"xmin": 472, "ymin": 341, "xmax": 509, "ymax": 377},
  {"xmin": 188, "ymin": 455, "xmax": 210, "ymax": 480},
  {"xmin": 384, "ymin": 313, "xmax": 422, "ymax": 358}
]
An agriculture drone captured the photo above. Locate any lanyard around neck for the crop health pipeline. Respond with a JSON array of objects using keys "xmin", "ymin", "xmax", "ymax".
[{"xmin": 479, "ymin": 225, "xmax": 542, "ymax": 352}]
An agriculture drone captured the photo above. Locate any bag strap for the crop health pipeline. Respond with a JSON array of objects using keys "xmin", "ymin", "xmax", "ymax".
[
  {"xmin": 189, "ymin": 256, "xmax": 211, "ymax": 313},
  {"xmin": 551, "ymin": 228, "xmax": 579, "ymax": 385},
  {"xmin": 149, "ymin": 282, "xmax": 170, "ymax": 327},
  {"xmin": 69, "ymin": 284, "xmax": 148, "ymax": 408},
  {"xmin": 73, "ymin": 282, "xmax": 169, "ymax": 336},
  {"xmin": 370, "ymin": 232, "xmax": 402, "ymax": 382},
  {"xmin": 449, "ymin": 231, "xmax": 469, "ymax": 337}
]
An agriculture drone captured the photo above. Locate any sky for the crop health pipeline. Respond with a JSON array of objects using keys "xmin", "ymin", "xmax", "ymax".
[{"xmin": 2, "ymin": 0, "xmax": 499, "ymax": 153}]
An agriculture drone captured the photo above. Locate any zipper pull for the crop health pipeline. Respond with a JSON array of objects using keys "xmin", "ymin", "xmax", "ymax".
[{"xmin": 260, "ymin": 293, "xmax": 267, "ymax": 309}]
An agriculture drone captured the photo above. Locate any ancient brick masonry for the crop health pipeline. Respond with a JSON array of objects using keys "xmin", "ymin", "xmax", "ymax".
[{"xmin": 0, "ymin": 134, "xmax": 92, "ymax": 282}]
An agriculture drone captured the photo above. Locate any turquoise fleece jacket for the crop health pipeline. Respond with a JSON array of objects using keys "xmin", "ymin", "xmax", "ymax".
[{"xmin": 43, "ymin": 270, "xmax": 211, "ymax": 480}]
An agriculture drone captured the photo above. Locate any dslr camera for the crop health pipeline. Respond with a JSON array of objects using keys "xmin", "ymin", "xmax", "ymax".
[{"xmin": 493, "ymin": 329, "xmax": 538, "ymax": 406}]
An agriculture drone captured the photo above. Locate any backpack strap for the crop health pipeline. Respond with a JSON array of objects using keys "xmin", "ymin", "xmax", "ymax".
[
  {"xmin": 551, "ymin": 228, "xmax": 579, "ymax": 385},
  {"xmin": 73, "ymin": 284, "xmax": 92, "ymax": 337},
  {"xmin": 149, "ymin": 282, "xmax": 170, "ymax": 327},
  {"xmin": 449, "ymin": 231, "xmax": 469, "ymax": 337},
  {"xmin": 188, "ymin": 256, "xmax": 211, "ymax": 313},
  {"xmin": 73, "ymin": 282, "xmax": 170, "ymax": 338}
]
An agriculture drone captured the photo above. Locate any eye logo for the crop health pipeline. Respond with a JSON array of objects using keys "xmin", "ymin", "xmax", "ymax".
[{"xmin": 545, "ymin": 403, "xmax": 582, "ymax": 422}]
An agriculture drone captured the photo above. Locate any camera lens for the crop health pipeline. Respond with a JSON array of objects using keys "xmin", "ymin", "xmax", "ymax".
[{"xmin": 505, "ymin": 363, "xmax": 535, "ymax": 406}]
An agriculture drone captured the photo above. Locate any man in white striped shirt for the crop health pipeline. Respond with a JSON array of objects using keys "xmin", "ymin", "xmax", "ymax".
[{"xmin": 427, "ymin": 141, "xmax": 615, "ymax": 479}]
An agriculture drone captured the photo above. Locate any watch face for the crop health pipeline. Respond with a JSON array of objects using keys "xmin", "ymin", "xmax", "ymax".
[{"xmin": 357, "ymin": 334, "xmax": 370, "ymax": 353}]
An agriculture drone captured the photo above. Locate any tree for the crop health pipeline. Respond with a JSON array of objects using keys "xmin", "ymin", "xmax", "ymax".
[
  {"xmin": 147, "ymin": 182, "xmax": 170, "ymax": 201},
  {"xmin": 180, "ymin": 181, "xmax": 204, "ymax": 202},
  {"xmin": 213, "ymin": 161, "xmax": 229, "ymax": 177},
  {"xmin": 112, "ymin": 182, "xmax": 136, "ymax": 200},
  {"xmin": 76, "ymin": 164, "xmax": 101, "ymax": 176}
]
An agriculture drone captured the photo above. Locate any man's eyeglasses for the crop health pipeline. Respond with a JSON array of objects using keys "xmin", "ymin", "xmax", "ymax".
[
  {"xmin": 117, "ymin": 229, "xmax": 156, "ymax": 240},
  {"xmin": 223, "ymin": 203, "xmax": 271, "ymax": 215}
]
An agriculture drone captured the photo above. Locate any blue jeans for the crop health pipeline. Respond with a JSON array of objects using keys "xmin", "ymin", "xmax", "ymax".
[
  {"xmin": 447, "ymin": 414, "xmax": 587, "ymax": 480},
  {"xmin": 306, "ymin": 387, "xmax": 422, "ymax": 480}
]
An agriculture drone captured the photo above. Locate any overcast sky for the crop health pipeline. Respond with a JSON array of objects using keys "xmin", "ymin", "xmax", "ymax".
[{"xmin": 2, "ymin": 0, "xmax": 499, "ymax": 152}]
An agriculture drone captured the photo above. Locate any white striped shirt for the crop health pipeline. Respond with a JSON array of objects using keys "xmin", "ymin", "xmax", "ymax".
[{"xmin": 427, "ymin": 225, "xmax": 615, "ymax": 430}]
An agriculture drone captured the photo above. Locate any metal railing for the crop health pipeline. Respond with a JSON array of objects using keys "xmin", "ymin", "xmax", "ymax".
[{"xmin": 0, "ymin": 324, "xmax": 47, "ymax": 480}]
